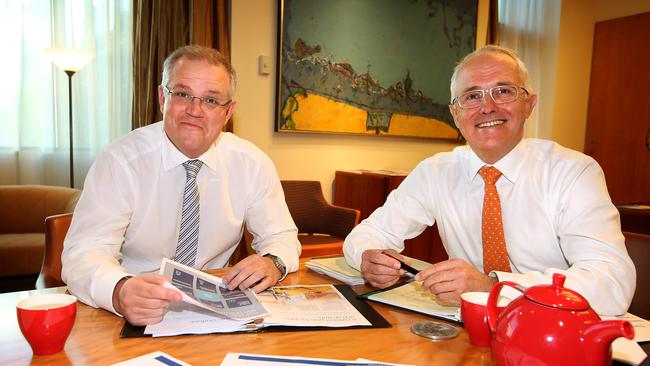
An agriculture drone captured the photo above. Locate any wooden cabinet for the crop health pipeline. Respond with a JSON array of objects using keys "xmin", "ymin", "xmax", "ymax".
[
  {"xmin": 334, "ymin": 170, "xmax": 448, "ymax": 263},
  {"xmin": 618, "ymin": 206, "xmax": 650, "ymax": 235}
]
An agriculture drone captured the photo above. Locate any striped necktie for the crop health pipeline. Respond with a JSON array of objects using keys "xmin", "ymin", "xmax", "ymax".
[
  {"xmin": 479, "ymin": 166, "xmax": 512, "ymax": 274},
  {"xmin": 174, "ymin": 159, "xmax": 202, "ymax": 267}
]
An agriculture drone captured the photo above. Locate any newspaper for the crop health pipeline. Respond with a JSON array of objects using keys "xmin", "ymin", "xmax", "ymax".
[
  {"xmin": 256, "ymin": 285, "xmax": 370, "ymax": 327},
  {"xmin": 145, "ymin": 259, "xmax": 372, "ymax": 337},
  {"xmin": 159, "ymin": 258, "xmax": 268, "ymax": 321}
]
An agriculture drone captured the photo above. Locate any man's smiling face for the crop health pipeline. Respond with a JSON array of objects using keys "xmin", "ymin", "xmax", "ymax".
[
  {"xmin": 449, "ymin": 53, "xmax": 537, "ymax": 164},
  {"xmin": 159, "ymin": 58, "xmax": 235, "ymax": 158}
]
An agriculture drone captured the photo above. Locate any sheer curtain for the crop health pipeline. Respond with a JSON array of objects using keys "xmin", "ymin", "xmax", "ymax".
[
  {"xmin": 498, "ymin": 0, "xmax": 562, "ymax": 139},
  {"xmin": 0, "ymin": 0, "xmax": 132, "ymax": 188}
]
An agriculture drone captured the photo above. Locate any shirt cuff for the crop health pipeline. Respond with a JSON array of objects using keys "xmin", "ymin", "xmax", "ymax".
[{"xmin": 96, "ymin": 272, "xmax": 134, "ymax": 316}]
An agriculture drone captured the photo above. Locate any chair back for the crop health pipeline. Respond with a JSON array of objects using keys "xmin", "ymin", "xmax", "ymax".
[
  {"xmin": 624, "ymin": 231, "xmax": 650, "ymax": 319},
  {"xmin": 36, "ymin": 213, "xmax": 72, "ymax": 289},
  {"xmin": 280, "ymin": 180, "xmax": 328, "ymax": 234},
  {"xmin": 0, "ymin": 185, "xmax": 79, "ymax": 234}
]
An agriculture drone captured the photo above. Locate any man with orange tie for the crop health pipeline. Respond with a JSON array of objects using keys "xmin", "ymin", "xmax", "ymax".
[{"xmin": 343, "ymin": 45, "xmax": 635, "ymax": 316}]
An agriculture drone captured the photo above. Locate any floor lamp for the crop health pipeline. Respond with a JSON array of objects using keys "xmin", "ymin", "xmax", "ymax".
[{"xmin": 45, "ymin": 48, "xmax": 95, "ymax": 188}]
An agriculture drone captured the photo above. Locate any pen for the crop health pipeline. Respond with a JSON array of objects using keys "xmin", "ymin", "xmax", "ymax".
[{"xmin": 382, "ymin": 251, "xmax": 419, "ymax": 276}]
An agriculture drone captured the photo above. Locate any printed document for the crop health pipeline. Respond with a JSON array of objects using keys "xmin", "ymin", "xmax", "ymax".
[
  {"xmin": 363, "ymin": 281, "xmax": 460, "ymax": 323},
  {"xmin": 256, "ymin": 285, "xmax": 370, "ymax": 327},
  {"xmin": 305, "ymin": 255, "xmax": 432, "ymax": 286},
  {"xmin": 159, "ymin": 258, "xmax": 268, "ymax": 320},
  {"xmin": 221, "ymin": 353, "xmax": 413, "ymax": 366},
  {"xmin": 145, "ymin": 259, "xmax": 371, "ymax": 337}
]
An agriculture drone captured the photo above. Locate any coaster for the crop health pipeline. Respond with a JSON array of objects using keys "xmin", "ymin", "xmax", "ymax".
[{"xmin": 411, "ymin": 321, "xmax": 459, "ymax": 340}]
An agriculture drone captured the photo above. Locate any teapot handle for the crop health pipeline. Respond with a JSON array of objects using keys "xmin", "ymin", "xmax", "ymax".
[{"xmin": 486, "ymin": 281, "xmax": 525, "ymax": 333}]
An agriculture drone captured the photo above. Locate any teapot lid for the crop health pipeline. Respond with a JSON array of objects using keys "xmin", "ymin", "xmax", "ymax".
[{"xmin": 524, "ymin": 273, "xmax": 590, "ymax": 311}]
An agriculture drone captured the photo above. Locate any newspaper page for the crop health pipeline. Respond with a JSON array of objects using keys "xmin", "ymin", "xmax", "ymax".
[
  {"xmin": 159, "ymin": 258, "xmax": 269, "ymax": 321},
  {"xmin": 257, "ymin": 285, "xmax": 371, "ymax": 327},
  {"xmin": 144, "ymin": 303, "xmax": 253, "ymax": 337}
]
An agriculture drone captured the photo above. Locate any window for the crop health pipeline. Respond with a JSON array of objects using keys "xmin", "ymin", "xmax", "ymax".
[{"xmin": 0, "ymin": 0, "xmax": 132, "ymax": 187}]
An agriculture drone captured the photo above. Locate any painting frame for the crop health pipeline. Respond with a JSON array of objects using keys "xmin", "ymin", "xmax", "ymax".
[{"xmin": 275, "ymin": 0, "xmax": 480, "ymax": 140}]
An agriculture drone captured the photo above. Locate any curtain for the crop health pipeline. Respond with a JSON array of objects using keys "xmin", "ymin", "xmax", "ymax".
[
  {"xmin": 498, "ymin": 0, "xmax": 562, "ymax": 139},
  {"xmin": 131, "ymin": 0, "xmax": 231, "ymax": 130},
  {"xmin": 0, "ymin": 0, "xmax": 132, "ymax": 188},
  {"xmin": 131, "ymin": 0, "xmax": 189, "ymax": 129}
]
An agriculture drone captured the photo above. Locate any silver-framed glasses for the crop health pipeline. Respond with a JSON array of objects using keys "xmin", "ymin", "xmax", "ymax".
[
  {"xmin": 163, "ymin": 85, "xmax": 232, "ymax": 110},
  {"xmin": 452, "ymin": 85, "xmax": 528, "ymax": 109}
]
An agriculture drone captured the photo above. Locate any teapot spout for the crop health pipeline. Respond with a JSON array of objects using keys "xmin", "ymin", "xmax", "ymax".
[{"xmin": 583, "ymin": 319, "xmax": 635, "ymax": 349}]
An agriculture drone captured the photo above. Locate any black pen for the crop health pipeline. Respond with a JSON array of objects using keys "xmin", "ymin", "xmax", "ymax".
[{"xmin": 382, "ymin": 251, "xmax": 419, "ymax": 276}]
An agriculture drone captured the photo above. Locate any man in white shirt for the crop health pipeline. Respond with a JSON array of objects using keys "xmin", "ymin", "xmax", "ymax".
[
  {"xmin": 343, "ymin": 45, "xmax": 635, "ymax": 315},
  {"xmin": 62, "ymin": 45, "xmax": 301, "ymax": 325}
]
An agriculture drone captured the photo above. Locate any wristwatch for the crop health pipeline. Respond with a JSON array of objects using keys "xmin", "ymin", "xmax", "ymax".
[{"xmin": 264, "ymin": 253, "xmax": 287, "ymax": 277}]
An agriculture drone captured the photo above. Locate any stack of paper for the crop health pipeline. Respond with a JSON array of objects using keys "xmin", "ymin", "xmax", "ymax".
[
  {"xmin": 305, "ymin": 256, "xmax": 366, "ymax": 285},
  {"xmin": 305, "ymin": 255, "xmax": 433, "ymax": 286}
]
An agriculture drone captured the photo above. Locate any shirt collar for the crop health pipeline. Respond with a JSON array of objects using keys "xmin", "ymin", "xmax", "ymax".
[
  {"xmin": 467, "ymin": 138, "xmax": 527, "ymax": 184},
  {"xmin": 161, "ymin": 130, "xmax": 222, "ymax": 172}
]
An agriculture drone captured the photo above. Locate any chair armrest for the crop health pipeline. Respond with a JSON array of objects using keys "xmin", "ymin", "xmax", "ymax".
[
  {"xmin": 36, "ymin": 213, "xmax": 73, "ymax": 289},
  {"xmin": 322, "ymin": 205, "xmax": 360, "ymax": 238}
]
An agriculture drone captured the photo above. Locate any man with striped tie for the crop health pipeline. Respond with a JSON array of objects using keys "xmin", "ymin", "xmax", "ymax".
[
  {"xmin": 343, "ymin": 45, "xmax": 635, "ymax": 316},
  {"xmin": 62, "ymin": 46, "xmax": 300, "ymax": 326}
]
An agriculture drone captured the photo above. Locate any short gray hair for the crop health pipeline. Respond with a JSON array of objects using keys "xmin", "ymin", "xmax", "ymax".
[
  {"xmin": 449, "ymin": 45, "xmax": 532, "ymax": 102},
  {"xmin": 162, "ymin": 45, "xmax": 237, "ymax": 99}
]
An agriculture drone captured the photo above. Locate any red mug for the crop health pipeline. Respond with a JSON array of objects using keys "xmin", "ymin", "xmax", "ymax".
[
  {"xmin": 16, "ymin": 293, "xmax": 77, "ymax": 356},
  {"xmin": 460, "ymin": 292, "xmax": 507, "ymax": 347}
]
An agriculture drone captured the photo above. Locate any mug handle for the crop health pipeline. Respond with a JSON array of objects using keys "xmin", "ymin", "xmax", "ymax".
[{"xmin": 486, "ymin": 281, "xmax": 525, "ymax": 333}]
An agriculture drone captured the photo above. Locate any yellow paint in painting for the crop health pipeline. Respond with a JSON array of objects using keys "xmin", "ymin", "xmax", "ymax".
[
  {"xmin": 388, "ymin": 114, "xmax": 459, "ymax": 139},
  {"xmin": 289, "ymin": 94, "xmax": 367, "ymax": 133},
  {"xmin": 286, "ymin": 92, "xmax": 459, "ymax": 139}
]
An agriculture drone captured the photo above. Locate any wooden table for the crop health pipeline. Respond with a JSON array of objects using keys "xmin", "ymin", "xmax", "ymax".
[{"xmin": 0, "ymin": 265, "xmax": 493, "ymax": 366}]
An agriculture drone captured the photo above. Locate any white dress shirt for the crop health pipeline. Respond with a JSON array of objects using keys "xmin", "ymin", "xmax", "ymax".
[
  {"xmin": 62, "ymin": 122, "xmax": 300, "ymax": 313},
  {"xmin": 343, "ymin": 139, "xmax": 635, "ymax": 315}
]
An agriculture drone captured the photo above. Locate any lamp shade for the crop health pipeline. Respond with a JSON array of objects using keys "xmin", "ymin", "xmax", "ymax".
[{"xmin": 44, "ymin": 47, "xmax": 95, "ymax": 72}]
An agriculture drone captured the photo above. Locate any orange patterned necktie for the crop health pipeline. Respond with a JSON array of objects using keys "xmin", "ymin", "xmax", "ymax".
[{"xmin": 479, "ymin": 166, "xmax": 511, "ymax": 274}]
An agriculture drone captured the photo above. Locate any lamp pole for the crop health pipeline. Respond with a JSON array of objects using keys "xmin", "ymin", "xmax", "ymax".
[
  {"xmin": 44, "ymin": 47, "xmax": 94, "ymax": 189},
  {"xmin": 65, "ymin": 70, "xmax": 76, "ymax": 188}
]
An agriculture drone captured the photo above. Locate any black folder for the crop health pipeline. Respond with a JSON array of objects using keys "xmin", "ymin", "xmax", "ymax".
[{"xmin": 120, "ymin": 284, "xmax": 391, "ymax": 338}]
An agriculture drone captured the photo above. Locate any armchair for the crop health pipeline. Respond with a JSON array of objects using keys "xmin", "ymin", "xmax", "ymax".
[
  {"xmin": 0, "ymin": 185, "xmax": 79, "ymax": 291},
  {"xmin": 280, "ymin": 180, "xmax": 360, "ymax": 258}
]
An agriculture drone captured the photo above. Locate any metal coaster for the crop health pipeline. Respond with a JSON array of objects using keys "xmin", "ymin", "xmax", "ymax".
[{"xmin": 411, "ymin": 321, "xmax": 459, "ymax": 340}]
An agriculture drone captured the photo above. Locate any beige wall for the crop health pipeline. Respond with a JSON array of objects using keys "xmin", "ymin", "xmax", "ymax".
[
  {"xmin": 231, "ymin": 0, "xmax": 463, "ymax": 201},
  {"xmin": 231, "ymin": 0, "xmax": 650, "ymax": 201}
]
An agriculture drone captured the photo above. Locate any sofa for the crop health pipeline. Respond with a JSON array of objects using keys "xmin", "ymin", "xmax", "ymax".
[{"xmin": 0, "ymin": 185, "xmax": 80, "ymax": 291}]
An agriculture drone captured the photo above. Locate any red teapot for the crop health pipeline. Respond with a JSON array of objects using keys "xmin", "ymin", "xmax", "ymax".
[{"xmin": 486, "ymin": 273, "xmax": 634, "ymax": 366}]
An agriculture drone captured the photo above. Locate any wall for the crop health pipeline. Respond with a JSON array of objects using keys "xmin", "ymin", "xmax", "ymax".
[
  {"xmin": 551, "ymin": 0, "xmax": 650, "ymax": 151},
  {"xmin": 231, "ymin": 0, "xmax": 650, "ymax": 200},
  {"xmin": 230, "ymin": 1, "xmax": 483, "ymax": 201}
]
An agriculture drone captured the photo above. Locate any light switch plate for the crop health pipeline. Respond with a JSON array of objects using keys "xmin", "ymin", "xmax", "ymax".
[{"xmin": 258, "ymin": 55, "xmax": 270, "ymax": 75}]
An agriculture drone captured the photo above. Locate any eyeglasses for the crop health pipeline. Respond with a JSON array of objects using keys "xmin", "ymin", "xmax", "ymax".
[
  {"xmin": 452, "ymin": 85, "xmax": 528, "ymax": 109},
  {"xmin": 163, "ymin": 86, "xmax": 232, "ymax": 110}
]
